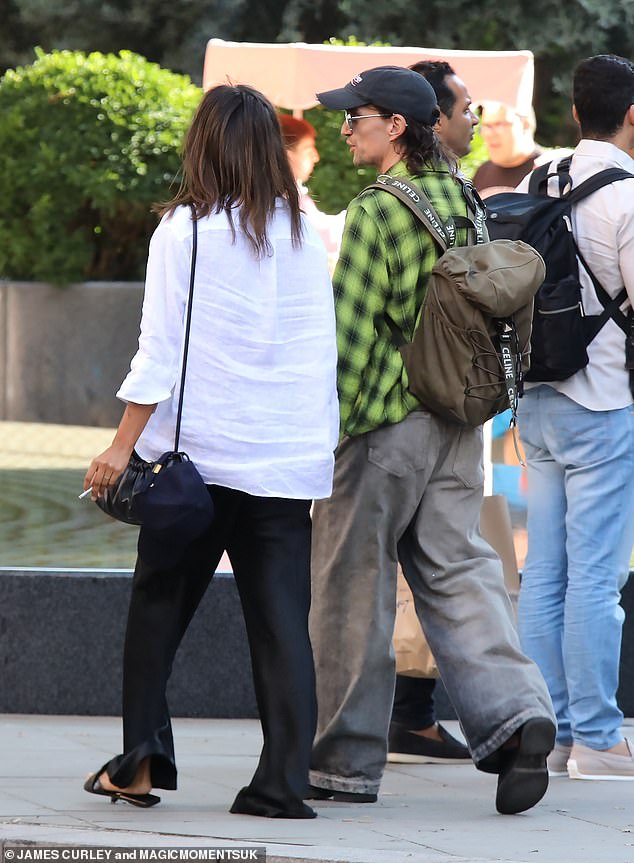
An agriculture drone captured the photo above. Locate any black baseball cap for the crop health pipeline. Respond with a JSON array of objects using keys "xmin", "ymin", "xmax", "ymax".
[{"xmin": 317, "ymin": 66, "xmax": 439, "ymax": 125}]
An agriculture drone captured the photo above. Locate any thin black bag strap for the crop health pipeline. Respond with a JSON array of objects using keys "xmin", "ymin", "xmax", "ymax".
[
  {"xmin": 575, "ymin": 241, "xmax": 629, "ymax": 337},
  {"xmin": 565, "ymin": 167, "xmax": 634, "ymax": 204},
  {"xmin": 527, "ymin": 157, "xmax": 632, "ymax": 202},
  {"xmin": 565, "ymin": 169, "xmax": 633, "ymax": 338},
  {"xmin": 173, "ymin": 208, "xmax": 198, "ymax": 451},
  {"xmin": 538, "ymin": 164, "xmax": 633, "ymax": 340},
  {"xmin": 527, "ymin": 162, "xmax": 549, "ymax": 195},
  {"xmin": 528, "ymin": 155, "xmax": 572, "ymax": 196},
  {"xmin": 384, "ymin": 313, "xmax": 407, "ymax": 347}
]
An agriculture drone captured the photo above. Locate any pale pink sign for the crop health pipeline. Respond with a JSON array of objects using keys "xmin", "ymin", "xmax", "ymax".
[{"xmin": 203, "ymin": 39, "xmax": 535, "ymax": 114}]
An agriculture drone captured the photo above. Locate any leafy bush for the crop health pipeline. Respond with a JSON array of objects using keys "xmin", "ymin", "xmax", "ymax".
[{"xmin": 0, "ymin": 48, "xmax": 201, "ymax": 283}]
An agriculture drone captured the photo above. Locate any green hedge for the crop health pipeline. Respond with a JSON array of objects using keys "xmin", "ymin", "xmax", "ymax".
[
  {"xmin": 0, "ymin": 49, "xmax": 200, "ymax": 284},
  {"xmin": 0, "ymin": 47, "xmax": 486, "ymax": 282}
]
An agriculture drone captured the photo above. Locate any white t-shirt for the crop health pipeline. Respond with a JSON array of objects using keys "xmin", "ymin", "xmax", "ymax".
[
  {"xmin": 517, "ymin": 139, "xmax": 634, "ymax": 410},
  {"xmin": 298, "ymin": 185, "xmax": 345, "ymax": 261},
  {"xmin": 117, "ymin": 202, "xmax": 339, "ymax": 499}
]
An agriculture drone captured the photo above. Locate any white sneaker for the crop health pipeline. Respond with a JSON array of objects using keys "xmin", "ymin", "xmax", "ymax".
[
  {"xmin": 547, "ymin": 743, "xmax": 572, "ymax": 777},
  {"xmin": 568, "ymin": 740, "xmax": 634, "ymax": 780}
]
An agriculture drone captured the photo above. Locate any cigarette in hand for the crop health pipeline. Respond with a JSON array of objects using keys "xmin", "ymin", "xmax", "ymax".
[{"xmin": 78, "ymin": 487, "xmax": 93, "ymax": 500}]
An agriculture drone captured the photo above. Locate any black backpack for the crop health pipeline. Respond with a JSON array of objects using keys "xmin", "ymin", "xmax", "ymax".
[{"xmin": 486, "ymin": 158, "xmax": 634, "ymax": 382}]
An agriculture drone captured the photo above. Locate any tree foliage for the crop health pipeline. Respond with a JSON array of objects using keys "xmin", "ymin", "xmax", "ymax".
[
  {"xmin": 0, "ymin": 48, "xmax": 200, "ymax": 282},
  {"xmin": 0, "ymin": 0, "xmax": 215, "ymax": 86},
  {"xmin": 3, "ymin": 0, "xmax": 634, "ymax": 146},
  {"xmin": 1, "ymin": 1, "xmax": 634, "ymax": 272},
  {"xmin": 337, "ymin": 0, "xmax": 634, "ymax": 144}
]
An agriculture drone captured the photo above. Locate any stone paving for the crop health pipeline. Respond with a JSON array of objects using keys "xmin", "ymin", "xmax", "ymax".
[{"xmin": 1, "ymin": 715, "xmax": 634, "ymax": 863}]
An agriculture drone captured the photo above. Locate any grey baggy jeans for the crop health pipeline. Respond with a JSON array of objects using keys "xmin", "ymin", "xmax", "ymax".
[{"xmin": 309, "ymin": 410, "xmax": 554, "ymax": 795}]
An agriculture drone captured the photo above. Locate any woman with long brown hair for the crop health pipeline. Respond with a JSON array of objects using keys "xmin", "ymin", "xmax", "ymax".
[{"xmin": 81, "ymin": 84, "xmax": 338, "ymax": 819}]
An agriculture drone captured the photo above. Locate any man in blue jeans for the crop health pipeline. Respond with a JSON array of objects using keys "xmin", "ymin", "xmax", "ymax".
[{"xmin": 516, "ymin": 54, "xmax": 634, "ymax": 781}]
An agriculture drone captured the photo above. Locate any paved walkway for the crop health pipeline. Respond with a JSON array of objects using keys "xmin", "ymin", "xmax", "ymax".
[{"xmin": 1, "ymin": 715, "xmax": 634, "ymax": 863}]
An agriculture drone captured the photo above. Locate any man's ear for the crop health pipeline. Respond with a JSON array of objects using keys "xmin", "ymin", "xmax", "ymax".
[
  {"xmin": 572, "ymin": 104, "xmax": 580, "ymax": 126},
  {"xmin": 388, "ymin": 113, "xmax": 408, "ymax": 140}
]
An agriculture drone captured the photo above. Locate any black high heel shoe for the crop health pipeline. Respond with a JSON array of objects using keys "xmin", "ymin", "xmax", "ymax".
[{"xmin": 83, "ymin": 765, "xmax": 160, "ymax": 808}]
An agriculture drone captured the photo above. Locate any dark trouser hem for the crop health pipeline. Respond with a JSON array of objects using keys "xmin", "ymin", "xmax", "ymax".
[
  {"xmin": 230, "ymin": 786, "xmax": 316, "ymax": 819},
  {"xmin": 391, "ymin": 674, "xmax": 436, "ymax": 729},
  {"xmin": 117, "ymin": 489, "xmax": 316, "ymax": 803},
  {"xmin": 106, "ymin": 741, "xmax": 177, "ymax": 791}
]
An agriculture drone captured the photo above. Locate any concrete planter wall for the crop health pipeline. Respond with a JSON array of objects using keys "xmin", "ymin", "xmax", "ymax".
[
  {"xmin": 1, "ymin": 567, "xmax": 633, "ymax": 719},
  {"xmin": 0, "ymin": 281, "xmax": 143, "ymax": 427},
  {"xmin": 0, "ymin": 569, "xmax": 258, "ymax": 717}
]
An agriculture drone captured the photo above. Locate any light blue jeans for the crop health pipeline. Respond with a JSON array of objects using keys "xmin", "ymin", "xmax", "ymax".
[{"xmin": 517, "ymin": 386, "xmax": 634, "ymax": 750}]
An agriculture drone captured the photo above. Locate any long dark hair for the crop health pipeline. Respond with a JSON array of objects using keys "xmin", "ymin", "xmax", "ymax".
[
  {"xmin": 156, "ymin": 84, "xmax": 302, "ymax": 257},
  {"xmin": 372, "ymin": 103, "xmax": 451, "ymax": 175},
  {"xmin": 399, "ymin": 118, "xmax": 453, "ymax": 175}
]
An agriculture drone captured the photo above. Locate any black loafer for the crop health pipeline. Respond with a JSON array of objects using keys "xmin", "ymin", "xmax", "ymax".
[
  {"xmin": 495, "ymin": 717, "xmax": 556, "ymax": 815},
  {"xmin": 388, "ymin": 722, "xmax": 471, "ymax": 764}
]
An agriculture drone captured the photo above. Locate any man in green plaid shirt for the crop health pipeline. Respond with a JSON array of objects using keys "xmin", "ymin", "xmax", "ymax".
[{"xmin": 307, "ymin": 66, "xmax": 555, "ymax": 816}]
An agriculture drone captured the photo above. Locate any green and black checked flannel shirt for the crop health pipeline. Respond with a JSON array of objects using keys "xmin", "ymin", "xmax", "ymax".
[{"xmin": 333, "ymin": 159, "xmax": 471, "ymax": 438}]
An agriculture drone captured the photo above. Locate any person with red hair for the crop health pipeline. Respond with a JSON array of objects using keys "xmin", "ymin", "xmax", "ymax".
[{"xmin": 278, "ymin": 114, "xmax": 344, "ymax": 263}]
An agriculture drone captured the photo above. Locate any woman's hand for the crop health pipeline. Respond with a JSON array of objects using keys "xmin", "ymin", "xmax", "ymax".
[
  {"xmin": 84, "ymin": 444, "xmax": 133, "ymax": 500},
  {"xmin": 84, "ymin": 402, "xmax": 157, "ymax": 500}
]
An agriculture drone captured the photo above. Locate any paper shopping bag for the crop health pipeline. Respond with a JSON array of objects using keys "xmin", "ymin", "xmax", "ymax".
[
  {"xmin": 480, "ymin": 493, "xmax": 520, "ymax": 595},
  {"xmin": 393, "ymin": 569, "xmax": 439, "ymax": 678},
  {"xmin": 392, "ymin": 494, "xmax": 519, "ymax": 678}
]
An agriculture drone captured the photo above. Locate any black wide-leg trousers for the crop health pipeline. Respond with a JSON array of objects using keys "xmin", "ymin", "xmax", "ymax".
[{"xmin": 106, "ymin": 486, "xmax": 316, "ymax": 815}]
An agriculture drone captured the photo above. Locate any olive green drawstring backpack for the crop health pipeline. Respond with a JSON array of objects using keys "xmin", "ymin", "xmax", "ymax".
[{"xmin": 367, "ymin": 174, "xmax": 545, "ymax": 429}]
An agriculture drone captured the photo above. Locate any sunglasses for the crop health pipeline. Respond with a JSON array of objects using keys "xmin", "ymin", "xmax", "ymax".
[{"xmin": 343, "ymin": 111, "xmax": 392, "ymax": 132}]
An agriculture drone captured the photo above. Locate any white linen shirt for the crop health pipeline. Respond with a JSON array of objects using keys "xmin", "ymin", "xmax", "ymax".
[
  {"xmin": 117, "ymin": 202, "xmax": 339, "ymax": 499},
  {"xmin": 517, "ymin": 140, "xmax": 634, "ymax": 410}
]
